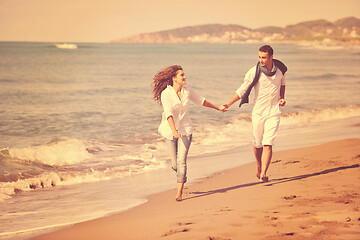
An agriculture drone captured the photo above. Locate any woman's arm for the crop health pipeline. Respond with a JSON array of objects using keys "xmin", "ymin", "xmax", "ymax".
[
  {"xmin": 167, "ymin": 116, "xmax": 181, "ymax": 138},
  {"xmin": 203, "ymin": 100, "xmax": 227, "ymax": 112},
  {"xmin": 161, "ymin": 89, "xmax": 181, "ymax": 138}
]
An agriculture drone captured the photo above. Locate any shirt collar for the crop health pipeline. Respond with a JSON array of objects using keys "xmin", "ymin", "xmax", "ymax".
[{"xmin": 271, "ymin": 62, "xmax": 276, "ymax": 71}]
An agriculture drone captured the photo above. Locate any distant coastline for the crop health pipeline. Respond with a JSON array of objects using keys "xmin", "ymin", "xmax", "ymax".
[{"xmin": 112, "ymin": 17, "xmax": 360, "ymax": 45}]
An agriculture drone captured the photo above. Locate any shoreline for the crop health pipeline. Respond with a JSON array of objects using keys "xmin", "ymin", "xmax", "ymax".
[{"xmin": 30, "ymin": 138, "xmax": 360, "ymax": 240}]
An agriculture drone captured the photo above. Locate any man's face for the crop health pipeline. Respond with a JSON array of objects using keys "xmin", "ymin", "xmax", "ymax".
[{"xmin": 258, "ymin": 51, "xmax": 273, "ymax": 69}]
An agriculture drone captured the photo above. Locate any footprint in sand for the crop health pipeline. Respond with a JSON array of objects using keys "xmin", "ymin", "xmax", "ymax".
[
  {"xmin": 284, "ymin": 160, "xmax": 300, "ymax": 165},
  {"xmin": 212, "ymin": 207, "xmax": 233, "ymax": 216},
  {"xmin": 264, "ymin": 215, "xmax": 279, "ymax": 220},
  {"xmin": 161, "ymin": 222, "xmax": 193, "ymax": 237},
  {"xmin": 208, "ymin": 237, "xmax": 232, "ymax": 240},
  {"xmin": 161, "ymin": 228, "xmax": 190, "ymax": 237},
  {"xmin": 284, "ymin": 232, "xmax": 295, "ymax": 236},
  {"xmin": 283, "ymin": 195, "xmax": 298, "ymax": 200},
  {"xmin": 218, "ymin": 207, "xmax": 233, "ymax": 212},
  {"xmin": 176, "ymin": 222, "xmax": 193, "ymax": 226},
  {"xmin": 272, "ymin": 159, "xmax": 282, "ymax": 164}
]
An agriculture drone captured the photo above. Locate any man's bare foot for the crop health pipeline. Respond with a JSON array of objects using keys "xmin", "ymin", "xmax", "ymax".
[{"xmin": 260, "ymin": 175, "xmax": 269, "ymax": 182}]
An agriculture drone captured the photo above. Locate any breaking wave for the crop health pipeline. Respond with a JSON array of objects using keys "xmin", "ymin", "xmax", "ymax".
[
  {"xmin": 0, "ymin": 137, "xmax": 166, "ymax": 201},
  {"xmin": 0, "ymin": 105, "xmax": 359, "ymax": 201},
  {"xmin": 280, "ymin": 105, "xmax": 360, "ymax": 126},
  {"xmin": 2, "ymin": 138, "xmax": 92, "ymax": 166}
]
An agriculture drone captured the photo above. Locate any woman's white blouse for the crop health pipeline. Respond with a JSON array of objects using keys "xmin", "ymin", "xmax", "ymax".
[{"xmin": 158, "ymin": 85, "xmax": 205, "ymax": 139}]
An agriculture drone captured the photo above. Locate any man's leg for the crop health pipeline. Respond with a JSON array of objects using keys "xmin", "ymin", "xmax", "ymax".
[
  {"xmin": 260, "ymin": 115, "xmax": 280, "ymax": 181},
  {"xmin": 260, "ymin": 145, "xmax": 272, "ymax": 181},
  {"xmin": 252, "ymin": 114, "xmax": 265, "ymax": 180},
  {"xmin": 253, "ymin": 146, "xmax": 263, "ymax": 179}
]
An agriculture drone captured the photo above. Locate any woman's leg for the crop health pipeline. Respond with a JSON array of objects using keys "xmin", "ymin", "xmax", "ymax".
[
  {"xmin": 176, "ymin": 134, "xmax": 192, "ymax": 200},
  {"xmin": 176, "ymin": 182, "xmax": 184, "ymax": 201},
  {"xmin": 165, "ymin": 137, "xmax": 178, "ymax": 172}
]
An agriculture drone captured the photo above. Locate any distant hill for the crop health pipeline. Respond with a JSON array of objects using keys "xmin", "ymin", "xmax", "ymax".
[{"xmin": 112, "ymin": 17, "xmax": 360, "ymax": 44}]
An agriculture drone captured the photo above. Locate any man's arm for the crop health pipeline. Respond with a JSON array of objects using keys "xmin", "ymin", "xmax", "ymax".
[
  {"xmin": 279, "ymin": 85, "xmax": 286, "ymax": 106},
  {"xmin": 222, "ymin": 93, "xmax": 240, "ymax": 109},
  {"xmin": 223, "ymin": 66, "xmax": 256, "ymax": 110}
]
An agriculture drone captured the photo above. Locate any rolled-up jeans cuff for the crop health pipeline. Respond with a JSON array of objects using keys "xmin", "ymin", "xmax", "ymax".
[{"xmin": 177, "ymin": 176, "xmax": 187, "ymax": 183}]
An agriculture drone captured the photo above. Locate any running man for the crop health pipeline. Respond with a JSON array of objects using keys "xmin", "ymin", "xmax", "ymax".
[{"xmin": 222, "ymin": 45, "xmax": 287, "ymax": 182}]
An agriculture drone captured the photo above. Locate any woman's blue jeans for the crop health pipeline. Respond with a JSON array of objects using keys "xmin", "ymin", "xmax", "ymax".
[{"xmin": 165, "ymin": 134, "xmax": 192, "ymax": 183}]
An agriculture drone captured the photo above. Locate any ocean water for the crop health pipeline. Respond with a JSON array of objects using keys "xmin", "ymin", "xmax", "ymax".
[{"xmin": 0, "ymin": 42, "xmax": 360, "ymax": 239}]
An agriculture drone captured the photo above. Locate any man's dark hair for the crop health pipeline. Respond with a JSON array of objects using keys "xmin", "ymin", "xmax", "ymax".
[{"xmin": 259, "ymin": 45, "xmax": 273, "ymax": 57}]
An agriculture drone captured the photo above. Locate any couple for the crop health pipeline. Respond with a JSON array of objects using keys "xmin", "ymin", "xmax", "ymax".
[{"xmin": 152, "ymin": 45, "xmax": 287, "ymax": 201}]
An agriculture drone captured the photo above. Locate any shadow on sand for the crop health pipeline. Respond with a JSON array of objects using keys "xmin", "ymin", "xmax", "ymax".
[{"xmin": 185, "ymin": 164, "xmax": 359, "ymax": 201}]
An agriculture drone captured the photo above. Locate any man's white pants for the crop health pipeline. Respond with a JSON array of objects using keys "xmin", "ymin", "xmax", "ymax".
[{"xmin": 252, "ymin": 114, "xmax": 280, "ymax": 148}]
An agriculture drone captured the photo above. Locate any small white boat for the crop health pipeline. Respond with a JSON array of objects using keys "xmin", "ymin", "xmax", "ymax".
[{"xmin": 54, "ymin": 43, "xmax": 78, "ymax": 49}]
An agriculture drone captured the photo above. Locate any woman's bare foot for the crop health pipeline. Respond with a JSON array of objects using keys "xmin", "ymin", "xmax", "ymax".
[
  {"xmin": 176, "ymin": 182, "xmax": 184, "ymax": 202},
  {"xmin": 175, "ymin": 191, "xmax": 182, "ymax": 201}
]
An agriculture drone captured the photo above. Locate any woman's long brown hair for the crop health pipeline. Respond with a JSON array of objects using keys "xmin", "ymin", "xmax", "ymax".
[{"xmin": 152, "ymin": 65, "xmax": 183, "ymax": 104}]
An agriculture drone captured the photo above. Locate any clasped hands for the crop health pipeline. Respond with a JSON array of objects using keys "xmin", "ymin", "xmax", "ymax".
[
  {"xmin": 218, "ymin": 104, "xmax": 229, "ymax": 112},
  {"xmin": 218, "ymin": 98, "xmax": 286, "ymax": 113}
]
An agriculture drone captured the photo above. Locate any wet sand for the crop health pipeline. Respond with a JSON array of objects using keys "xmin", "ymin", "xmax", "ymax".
[{"xmin": 31, "ymin": 138, "xmax": 360, "ymax": 240}]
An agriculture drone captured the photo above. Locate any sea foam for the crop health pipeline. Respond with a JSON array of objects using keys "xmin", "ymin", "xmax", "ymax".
[
  {"xmin": 0, "ymin": 137, "xmax": 167, "ymax": 201},
  {"xmin": 4, "ymin": 137, "xmax": 92, "ymax": 166},
  {"xmin": 280, "ymin": 105, "xmax": 360, "ymax": 127}
]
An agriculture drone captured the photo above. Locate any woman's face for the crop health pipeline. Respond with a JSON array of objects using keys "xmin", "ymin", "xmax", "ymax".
[{"xmin": 173, "ymin": 70, "xmax": 186, "ymax": 86}]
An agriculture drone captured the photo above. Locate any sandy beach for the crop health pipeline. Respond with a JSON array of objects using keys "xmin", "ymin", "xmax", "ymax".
[{"xmin": 30, "ymin": 138, "xmax": 360, "ymax": 240}]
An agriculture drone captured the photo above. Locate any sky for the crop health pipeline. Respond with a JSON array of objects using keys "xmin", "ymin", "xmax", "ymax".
[{"xmin": 0, "ymin": 0, "xmax": 359, "ymax": 43}]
